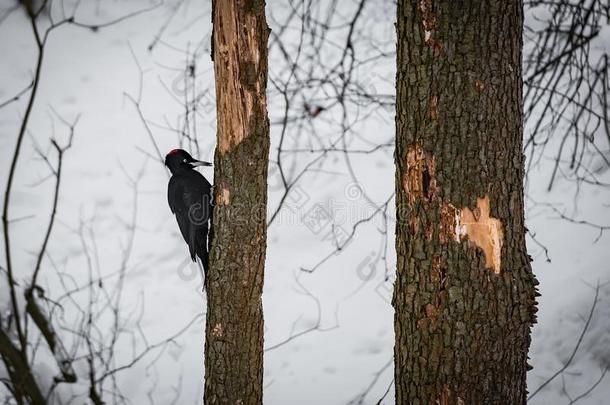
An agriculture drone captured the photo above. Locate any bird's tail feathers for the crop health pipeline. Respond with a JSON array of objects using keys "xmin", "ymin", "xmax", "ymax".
[{"xmin": 195, "ymin": 233, "xmax": 209, "ymax": 287}]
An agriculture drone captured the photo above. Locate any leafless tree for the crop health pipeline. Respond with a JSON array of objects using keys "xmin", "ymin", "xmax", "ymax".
[
  {"xmin": 2, "ymin": 0, "xmax": 605, "ymax": 403},
  {"xmin": 0, "ymin": 2, "xmax": 198, "ymax": 404}
]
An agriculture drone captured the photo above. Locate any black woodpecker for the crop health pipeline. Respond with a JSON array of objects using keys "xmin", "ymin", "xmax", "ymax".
[{"xmin": 165, "ymin": 149, "xmax": 213, "ymax": 280}]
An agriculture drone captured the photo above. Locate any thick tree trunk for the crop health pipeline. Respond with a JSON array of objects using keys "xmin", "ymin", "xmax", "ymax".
[
  {"xmin": 393, "ymin": 1, "xmax": 538, "ymax": 403},
  {"xmin": 204, "ymin": 1, "xmax": 270, "ymax": 404}
]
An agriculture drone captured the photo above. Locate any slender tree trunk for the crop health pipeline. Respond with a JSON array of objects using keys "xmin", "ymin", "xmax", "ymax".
[
  {"xmin": 205, "ymin": 1, "xmax": 270, "ymax": 404},
  {"xmin": 393, "ymin": 1, "xmax": 538, "ymax": 403}
]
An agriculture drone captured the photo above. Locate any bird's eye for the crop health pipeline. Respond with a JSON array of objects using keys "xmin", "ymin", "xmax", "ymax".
[{"xmin": 183, "ymin": 159, "xmax": 188, "ymax": 163}]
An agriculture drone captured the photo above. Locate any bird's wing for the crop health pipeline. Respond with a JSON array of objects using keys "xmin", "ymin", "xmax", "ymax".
[
  {"xmin": 168, "ymin": 178, "xmax": 191, "ymax": 254},
  {"xmin": 168, "ymin": 174, "xmax": 211, "ymax": 261},
  {"xmin": 167, "ymin": 176, "xmax": 181, "ymax": 214}
]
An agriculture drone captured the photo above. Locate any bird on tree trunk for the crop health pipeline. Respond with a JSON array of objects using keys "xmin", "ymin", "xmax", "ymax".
[{"xmin": 165, "ymin": 149, "xmax": 213, "ymax": 282}]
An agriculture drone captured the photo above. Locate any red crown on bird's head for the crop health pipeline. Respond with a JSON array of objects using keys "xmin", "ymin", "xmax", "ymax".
[{"xmin": 167, "ymin": 149, "xmax": 180, "ymax": 155}]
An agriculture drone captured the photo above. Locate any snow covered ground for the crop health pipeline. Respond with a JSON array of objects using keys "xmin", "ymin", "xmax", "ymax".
[{"xmin": 0, "ymin": 1, "xmax": 608, "ymax": 404}]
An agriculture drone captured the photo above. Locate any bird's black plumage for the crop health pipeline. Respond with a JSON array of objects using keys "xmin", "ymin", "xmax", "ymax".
[{"xmin": 165, "ymin": 149, "xmax": 213, "ymax": 278}]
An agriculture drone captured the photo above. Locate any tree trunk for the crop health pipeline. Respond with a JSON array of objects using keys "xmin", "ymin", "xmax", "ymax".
[
  {"xmin": 393, "ymin": 1, "xmax": 538, "ymax": 403},
  {"xmin": 205, "ymin": 1, "xmax": 270, "ymax": 404}
]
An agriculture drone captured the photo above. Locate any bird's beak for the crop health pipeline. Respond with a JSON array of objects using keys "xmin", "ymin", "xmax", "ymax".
[{"xmin": 190, "ymin": 160, "xmax": 212, "ymax": 167}]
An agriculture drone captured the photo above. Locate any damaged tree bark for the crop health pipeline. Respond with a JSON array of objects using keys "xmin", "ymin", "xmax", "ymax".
[
  {"xmin": 393, "ymin": 0, "xmax": 538, "ymax": 403},
  {"xmin": 204, "ymin": 1, "xmax": 270, "ymax": 404}
]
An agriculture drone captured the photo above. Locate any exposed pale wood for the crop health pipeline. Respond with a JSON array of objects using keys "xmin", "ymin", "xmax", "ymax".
[
  {"xmin": 204, "ymin": 1, "xmax": 270, "ymax": 404},
  {"xmin": 394, "ymin": 0, "xmax": 538, "ymax": 403}
]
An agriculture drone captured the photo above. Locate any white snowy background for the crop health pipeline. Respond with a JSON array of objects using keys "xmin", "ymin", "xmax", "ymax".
[{"xmin": 0, "ymin": 0, "xmax": 609, "ymax": 404}]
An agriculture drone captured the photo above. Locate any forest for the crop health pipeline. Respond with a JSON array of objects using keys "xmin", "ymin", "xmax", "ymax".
[{"xmin": 0, "ymin": 0, "xmax": 609, "ymax": 404}]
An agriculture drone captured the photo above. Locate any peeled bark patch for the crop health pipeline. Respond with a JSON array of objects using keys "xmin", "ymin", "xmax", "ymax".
[
  {"xmin": 439, "ymin": 201, "xmax": 460, "ymax": 244},
  {"xmin": 418, "ymin": 0, "xmax": 437, "ymax": 44},
  {"xmin": 216, "ymin": 186, "xmax": 230, "ymax": 206},
  {"xmin": 438, "ymin": 385, "xmax": 465, "ymax": 405},
  {"xmin": 212, "ymin": 323, "xmax": 224, "ymax": 337},
  {"xmin": 213, "ymin": 1, "xmax": 269, "ymax": 154},
  {"xmin": 403, "ymin": 144, "xmax": 437, "ymax": 202},
  {"xmin": 456, "ymin": 196, "xmax": 503, "ymax": 274},
  {"xmin": 403, "ymin": 145, "xmax": 504, "ymax": 274}
]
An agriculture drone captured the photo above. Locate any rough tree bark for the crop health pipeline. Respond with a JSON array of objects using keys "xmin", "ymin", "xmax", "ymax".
[
  {"xmin": 393, "ymin": 1, "xmax": 538, "ymax": 403},
  {"xmin": 204, "ymin": 1, "xmax": 270, "ymax": 404}
]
